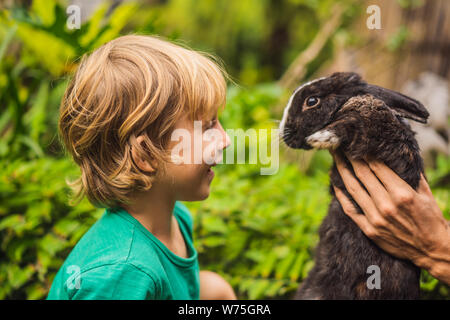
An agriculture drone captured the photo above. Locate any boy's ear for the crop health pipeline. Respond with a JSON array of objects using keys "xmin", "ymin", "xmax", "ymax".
[{"xmin": 132, "ymin": 136, "xmax": 157, "ymax": 173}]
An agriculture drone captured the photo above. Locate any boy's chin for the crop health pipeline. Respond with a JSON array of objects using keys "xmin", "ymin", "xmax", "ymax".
[
  {"xmin": 196, "ymin": 186, "xmax": 211, "ymax": 201},
  {"xmin": 181, "ymin": 186, "xmax": 211, "ymax": 202}
]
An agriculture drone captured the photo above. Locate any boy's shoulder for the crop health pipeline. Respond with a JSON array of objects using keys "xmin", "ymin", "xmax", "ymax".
[{"xmin": 62, "ymin": 207, "xmax": 140, "ymax": 270}]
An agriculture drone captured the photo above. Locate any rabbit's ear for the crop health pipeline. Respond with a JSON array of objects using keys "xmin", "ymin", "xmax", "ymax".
[{"xmin": 363, "ymin": 85, "xmax": 429, "ymax": 123}]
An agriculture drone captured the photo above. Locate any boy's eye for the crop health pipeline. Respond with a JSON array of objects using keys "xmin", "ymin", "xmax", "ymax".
[{"xmin": 205, "ymin": 119, "xmax": 217, "ymax": 129}]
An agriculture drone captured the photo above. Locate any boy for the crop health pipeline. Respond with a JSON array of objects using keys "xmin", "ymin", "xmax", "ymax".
[{"xmin": 47, "ymin": 35, "xmax": 236, "ymax": 300}]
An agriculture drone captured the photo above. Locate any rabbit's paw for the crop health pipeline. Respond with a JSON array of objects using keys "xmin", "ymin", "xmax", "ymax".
[{"xmin": 306, "ymin": 130, "xmax": 340, "ymax": 149}]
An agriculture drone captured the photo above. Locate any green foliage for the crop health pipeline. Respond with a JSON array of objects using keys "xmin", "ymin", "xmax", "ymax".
[
  {"xmin": 0, "ymin": 0, "xmax": 138, "ymax": 161},
  {"xmin": 137, "ymin": 0, "xmax": 362, "ymax": 85},
  {"xmin": 6, "ymin": 0, "xmax": 138, "ymax": 75},
  {"xmin": 0, "ymin": 157, "xmax": 103, "ymax": 299}
]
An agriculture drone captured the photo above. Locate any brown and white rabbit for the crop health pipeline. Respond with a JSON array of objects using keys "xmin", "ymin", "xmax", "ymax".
[{"xmin": 280, "ymin": 72, "xmax": 429, "ymax": 299}]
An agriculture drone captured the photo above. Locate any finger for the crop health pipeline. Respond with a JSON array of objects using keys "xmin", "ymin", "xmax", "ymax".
[
  {"xmin": 345, "ymin": 156, "xmax": 396, "ymax": 213},
  {"xmin": 334, "ymin": 186, "xmax": 377, "ymax": 236},
  {"xmin": 367, "ymin": 160, "xmax": 415, "ymax": 198},
  {"xmin": 334, "ymin": 153, "xmax": 386, "ymax": 224},
  {"xmin": 333, "ymin": 185, "xmax": 358, "ymax": 215},
  {"xmin": 367, "ymin": 161, "xmax": 422, "ymax": 211}
]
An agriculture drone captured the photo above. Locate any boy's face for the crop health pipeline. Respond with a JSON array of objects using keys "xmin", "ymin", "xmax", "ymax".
[{"xmin": 161, "ymin": 113, "xmax": 230, "ymax": 201}]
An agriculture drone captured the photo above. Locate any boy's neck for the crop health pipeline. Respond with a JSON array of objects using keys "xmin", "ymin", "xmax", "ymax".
[{"xmin": 121, "ymin": 184, "xmax": 177, "ymax": 239}]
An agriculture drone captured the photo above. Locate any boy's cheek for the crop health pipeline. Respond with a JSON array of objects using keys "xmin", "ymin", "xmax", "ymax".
[
  {"xmin": 202, "ymin": 142, "xmax": 222, "ymax": 165},
  {"xmin": 164, "ymin": 163, "xmax": 212, "ymax": 201},
  {"xmin": 165, "ymin": 162, "xmax": 207, "ymax": 183}
]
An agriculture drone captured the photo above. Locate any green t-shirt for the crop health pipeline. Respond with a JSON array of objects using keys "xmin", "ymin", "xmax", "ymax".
[{"xmin": 47, "ymin": 201, "xmax": 199, "ymax": 300}]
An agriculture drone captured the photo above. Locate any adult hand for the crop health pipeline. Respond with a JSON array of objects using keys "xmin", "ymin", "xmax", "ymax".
[{"xmin": 331, "ymin": 152, "xmax": 450, "ymax": 285}]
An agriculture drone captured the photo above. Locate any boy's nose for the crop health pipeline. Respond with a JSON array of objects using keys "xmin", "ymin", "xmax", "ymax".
[
  {"xmin": 219, "ymin": 124, "xmax": 231, "ymax": 150},
  {"xmin": 222, "ymin": 131, "xmax": 231, "ymax": 150}
]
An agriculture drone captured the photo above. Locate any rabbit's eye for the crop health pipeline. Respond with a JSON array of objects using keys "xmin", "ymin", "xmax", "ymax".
[{"xmin": 305, "ymin": 97, "xmax": 320, "ymax": 108}]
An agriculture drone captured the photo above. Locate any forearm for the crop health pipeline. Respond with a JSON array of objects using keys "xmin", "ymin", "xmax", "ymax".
[
  {"xmin": 199, "ymin": 270, "xmax": 237, "ymax": 300},
  {"xmin": 417, "ymin": 222, "xmax": 450, "ymax": 285}
]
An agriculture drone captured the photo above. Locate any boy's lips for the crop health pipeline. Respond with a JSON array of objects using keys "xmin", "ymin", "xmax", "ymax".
[{"xmin": 206, "ymin": 163, "xmax": 216, "ymax": 179}]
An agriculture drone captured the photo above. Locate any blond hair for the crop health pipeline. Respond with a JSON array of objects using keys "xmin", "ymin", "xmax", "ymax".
[{"xmin": 59, "ymin": 34, "xmax": 227, "ymax": 209}]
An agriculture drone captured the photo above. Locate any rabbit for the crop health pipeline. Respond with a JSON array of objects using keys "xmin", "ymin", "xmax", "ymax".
[{"xmin": 280, "ymin": 72, "xmax": 430, "ymax": 299}]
